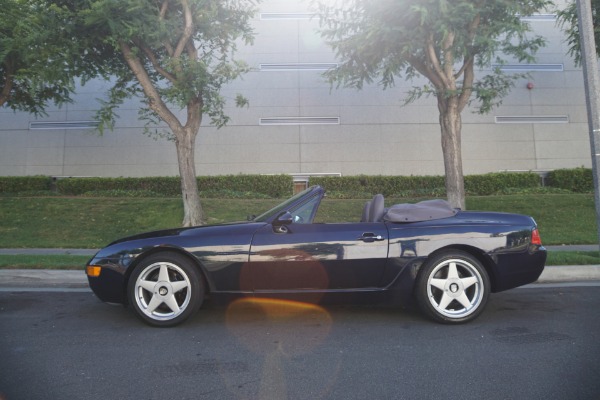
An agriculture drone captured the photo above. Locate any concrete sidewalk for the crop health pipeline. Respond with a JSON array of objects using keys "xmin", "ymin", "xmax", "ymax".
[{"xmin": 0, "ymin": 265, "xmax": 599, "ymax": 289}]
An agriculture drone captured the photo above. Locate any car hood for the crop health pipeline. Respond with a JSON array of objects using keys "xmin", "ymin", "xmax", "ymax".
[
  {"xmin": 94, "ymin": 221, "xmax": 266, "ymax": 259},
  {"xmin": 107, "ymin": 221, "xmax": 253, "ymax": 246}
]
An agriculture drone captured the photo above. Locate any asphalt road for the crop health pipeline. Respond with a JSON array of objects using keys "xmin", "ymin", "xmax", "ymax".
[{"xmin": 1, "ymin": 285, "xmax": 599, "ymax": 400}]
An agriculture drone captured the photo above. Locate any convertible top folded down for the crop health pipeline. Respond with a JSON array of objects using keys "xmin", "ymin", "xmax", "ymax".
[{"xmin": 383, "ymin": 199, "xmax": 458, "ymax": 223}]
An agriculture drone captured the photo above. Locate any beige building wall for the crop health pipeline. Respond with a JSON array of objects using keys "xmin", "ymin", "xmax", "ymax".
[{"xmin": 0, "ymin": 0, "xmax": 592, "ymax": 178}]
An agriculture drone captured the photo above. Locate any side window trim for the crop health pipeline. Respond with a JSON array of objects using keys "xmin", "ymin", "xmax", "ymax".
[{"xmin": 290, "ymin": 193, "xmax": 322, "ymax": 224}]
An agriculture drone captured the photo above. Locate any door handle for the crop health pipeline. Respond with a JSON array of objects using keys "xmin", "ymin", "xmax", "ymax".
[{"xmin": 358, "ymin": 233, "xmax": 385, "ymax": 242}]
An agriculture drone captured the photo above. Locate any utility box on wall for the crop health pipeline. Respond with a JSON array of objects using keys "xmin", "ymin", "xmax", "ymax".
[
  {"xmin": 293, "ymin": 176, "xmax": 308, "ymax": 194},
  {"xmin": 291, "ymin": 173, "xmax": 342, "ymax": 194}
]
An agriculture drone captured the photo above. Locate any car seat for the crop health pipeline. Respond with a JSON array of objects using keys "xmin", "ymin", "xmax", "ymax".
[
  {"xmin": 361, "ymin": 200, "xmax": 371, "ymax": 222},
  {"xmin": 369, "ymin": 194, "xmax": 385, "ymax": 222}
]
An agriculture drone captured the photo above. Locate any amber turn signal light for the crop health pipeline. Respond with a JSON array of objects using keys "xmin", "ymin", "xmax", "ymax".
[{"xmin": 86, "ymin": 266, "xmax": 102, "ymax": 277}]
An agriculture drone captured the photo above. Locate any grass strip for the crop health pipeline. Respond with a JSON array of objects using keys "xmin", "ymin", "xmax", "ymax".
[
  {"xmin": 545, "ymin": 251, "xmax": 600, "ymax": 266},
  {"xmin": 0, "ymin": 194, "xmax": 597, "ymax": 248}
]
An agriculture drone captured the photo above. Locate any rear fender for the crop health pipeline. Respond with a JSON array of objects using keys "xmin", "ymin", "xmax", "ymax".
[{"xmin": 420, "ymin": 245, "xmax": 498, "ymax": 292}]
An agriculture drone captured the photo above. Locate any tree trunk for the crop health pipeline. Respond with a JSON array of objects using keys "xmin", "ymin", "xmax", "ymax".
[
  {"xmin": 174, "ymin": 128, "xmax": 205, "ymax": 227},
  {"xmin": 438, "ymin": 97, "xmax": 466, "ymax": 210},
  {"xmin": 118, "ymin": 40, "xmax": 206, "ymax": 227},
  {"xmin": 0, "ymin": 62, "xmax": 15, "ymax": 108}
]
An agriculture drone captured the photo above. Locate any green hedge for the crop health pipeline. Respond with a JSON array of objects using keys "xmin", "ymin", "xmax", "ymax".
[
  {"xmin": 54, "ymin": 174, "xmax": 292, "ymax": 198},
  {"xmin": 56, "ymin": 177, "xmax": 181, "ymax": 196},
  {"xmin": 547, "ymin": 168, "xmax": 593, "ymax": 193},
  {"xmin": 464, "ymin": 172, "xmax": 541, "ymax": 195},
  {"xmin": 311, "ymin": 172, "xmax": 541, "ymax": 198},
  {"xmin": 310, "ymin": 175, "xmax": 445, "ymax": 197},
  {"xmin": 1, "ymin": 169, "xmax": 594, "ymax": 198},
  {"xmin": 197, "ymin": 175, "xmax": 292, "ymax": 198},
  {"xmin": 0, "ymin": 176, "xmax": 52, "ymax": 193}
]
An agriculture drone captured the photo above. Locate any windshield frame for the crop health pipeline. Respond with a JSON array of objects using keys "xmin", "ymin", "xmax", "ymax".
[{"xmin": 253, "ymin": 186, "xmax": 324, "ymax": 223}]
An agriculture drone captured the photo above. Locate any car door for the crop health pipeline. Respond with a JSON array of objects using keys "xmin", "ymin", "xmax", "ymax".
[{"xmin": 249, "ymin": 222, "xmax": 389, "ymax": 291}]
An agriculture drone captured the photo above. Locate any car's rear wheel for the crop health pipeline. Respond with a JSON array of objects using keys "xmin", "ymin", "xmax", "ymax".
[
  {"xmin": 416, "ymin": 250, "xmax": 490, "ymax": 324},
  {"xmin": 127, "ymin": 252, "xmax": 204, "ymax": 327}
]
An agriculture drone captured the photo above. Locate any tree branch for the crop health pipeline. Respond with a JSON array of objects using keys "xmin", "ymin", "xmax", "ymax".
[
  {"xmin": 158, "ymin": 0, "xmax": 174, "ymax": 56},
  {"xmin": 173, "ymin": 0, "xmax": 194, "ymax": 58},
  {"xmin": 455, "ymin": 11, "xmax": 480, "ymax": 111},
  {"xmin": 185, "ymin": 38, "xmax": 197, "ymax": 59},
  {"xmin": 442, "ymin": 31, "xmax": 455, "ymax": 84},
  {"xmin": 159, "ymin": 0, "xmax": 168, "ymax": 19},
  {"xmin": 0, "ymin": 62, "xmax": 14, "ymax": 107},
  {"xmin": 133, "ymin": 39, "xmax": 177, "ymax": 83},
  {"xmin": 425, "ymin": 32, "xmax": 449, "ymax": 87},
  {"xmin": 455, "ymin": 13, "xmax": 481, "ymax": 79},
  {"xmin": 185, "ymin": 96, "xmax": 203, "ymax": 132},
  {"xmin": 408, "ymin": 55, "xmax": 445, "ymax": 91},
  {"xmin": 119, "ymin": 40, "xmax": 183, "ymax": 133},
  {"xmin": 457, "ymin": 55, "xmax": 475, "ymax": 111}
]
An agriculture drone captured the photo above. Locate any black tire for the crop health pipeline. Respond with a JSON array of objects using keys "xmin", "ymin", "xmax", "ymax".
[
  {"xmin": 127, "ymin": 252, "xmax": 204, "ymax": 327},
  {"xmin": 415, "ymin": 250, "xmax": 490, "ymax": 324}
]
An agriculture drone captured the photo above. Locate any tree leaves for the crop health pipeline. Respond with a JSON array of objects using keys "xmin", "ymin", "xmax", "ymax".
[
  {"xmin": 557, "ymin": 0, "xmax": 600, "ymax": 66},
  {"xmin": 77, "ymin": 0, "xmax": 258, "ymax": 133},
  {"xmin": 1, "ymin": 0, "xmax": 78, "ymax": 114},
  {"xmin": 315, "ymin": 0, "xmax": 552, "ymax": 209},
  {"xmin": 315, "ymin": 0, "xmax": 552, "ymax": 114}
]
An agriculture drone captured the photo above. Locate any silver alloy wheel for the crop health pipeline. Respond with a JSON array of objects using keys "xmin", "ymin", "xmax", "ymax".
[
  {"xmin": 426, "ymin": 258, "xmax": 485, "ymax": 319},
  {"xmin": 134, "ymin": 261, "xmax": 192, "ymax": 321}
]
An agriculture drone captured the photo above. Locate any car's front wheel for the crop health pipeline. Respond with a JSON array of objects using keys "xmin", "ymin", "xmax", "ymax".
[
  {"xmin": 415, "ymin": 250, "xmax": 490, "ymax": 324},
  {"xmin": 127, "ymin": 252, "xmax": 204, "ymax": 327}
]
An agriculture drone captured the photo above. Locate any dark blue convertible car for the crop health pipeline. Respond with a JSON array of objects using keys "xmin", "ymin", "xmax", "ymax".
[{"xmin": 86, "ymin": 185, "xmax": 546, "ymax": 326}]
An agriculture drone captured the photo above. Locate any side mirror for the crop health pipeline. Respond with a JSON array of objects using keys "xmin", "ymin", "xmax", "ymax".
[
  {"xmin": 273, "ymin": 211, "xmax": 293, "ymax": 233},
  {"xmin": 274, "ymin": 211, "xmax": 293, "ymax": 226}
]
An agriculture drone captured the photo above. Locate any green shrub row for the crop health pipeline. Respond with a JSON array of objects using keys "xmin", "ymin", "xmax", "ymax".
[
  {"xmin": 312, "ymin": 172, "xmax": 542, "ymax": 197},
  {"xmin": 196, "ymin": 175, "xmax": 292, "ymax": 198},
  {"xmin": 55, "ymin": 175, "xmax": 292, "ymax": 198},
  {"xmin": 0, "ymin": 175, "xmax": 292, "ymax": 198},
  {"xmin": 0, "ymin": 176, "xmax": 52, "ymax": 193},
  {"xmin": 310, "ymin": 175, "xmax": 444, "ymax": 198},
  {"xmin": 56, "ymin": 177, "xmax": 181, "ymax": 196},
  {"xmin": 546, "ymin": 167, "xmax": 593, "ymax": 193},
  {"xmin": 0, "ymin": 168, "xmax": 594, "ymax": 198},
  {"xmin": 464, "ymin": 172, "xmax": 541, "ymax": 196}
]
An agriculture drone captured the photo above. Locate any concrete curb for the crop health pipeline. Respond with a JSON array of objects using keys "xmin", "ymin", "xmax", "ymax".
[
  {"xmin": 0, "ymin": 269, "xmax": 89, "ymax": 288},
  {"xmin": 537, "ymin": 265, "xmax": 600, "ymax": 283}
]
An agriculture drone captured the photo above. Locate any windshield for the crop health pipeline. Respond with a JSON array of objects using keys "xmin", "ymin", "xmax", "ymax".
[{"xmin": 254, "ymin": 187, "xmax": 317, "ymax": 222}]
